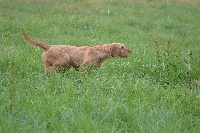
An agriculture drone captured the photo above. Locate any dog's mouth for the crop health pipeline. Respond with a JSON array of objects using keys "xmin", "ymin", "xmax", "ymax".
[
  {"xmin": 111, "ymin": 48, "xmax": 131, "ymax": 58},
  {"xmin": 121, "ymin": 54, "xmax": 130, "ymax": 58},
  {"xmin": 121, "ymin": 49, "xmax": 131, "ymax": 58}
]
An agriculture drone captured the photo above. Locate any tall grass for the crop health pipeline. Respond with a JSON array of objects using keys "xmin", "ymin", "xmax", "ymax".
[
  {"xmin": 0, "ymin": 0, "xmax": 200, "ymax": 132},
  {"xmin": 150, "ymin": 36, "xmax": 193, "ymax": 86}
]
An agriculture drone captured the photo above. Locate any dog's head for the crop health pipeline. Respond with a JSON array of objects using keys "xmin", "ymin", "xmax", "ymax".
[{"xmin": 110, "ymin": 43, "xmax": 131, "ymax": 58}]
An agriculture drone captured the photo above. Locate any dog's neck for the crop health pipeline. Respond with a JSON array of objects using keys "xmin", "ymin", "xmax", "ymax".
[
  {"xmin": 93, "ymin": 44, "xmax": 112, "ymax": 52},
  {"xmin": 91, "ymin": 44, "xmax": 113, "ymax": 60}
]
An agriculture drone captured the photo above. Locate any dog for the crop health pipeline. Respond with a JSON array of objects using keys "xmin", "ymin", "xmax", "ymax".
[{"xmin": 23, "ymin": 32, "xmax": 131, "ymax": 75}]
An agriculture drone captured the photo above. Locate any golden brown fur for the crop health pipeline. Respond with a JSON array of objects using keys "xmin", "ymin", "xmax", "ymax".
[{"xmin": 23, "ymin": 32, "xmax": 131, "ymax": 75}]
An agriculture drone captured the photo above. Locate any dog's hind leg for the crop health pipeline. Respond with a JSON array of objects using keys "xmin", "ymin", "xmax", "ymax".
[{"xmin": 45, "ymin": 63, "xmax": 61, "ymax": 75}]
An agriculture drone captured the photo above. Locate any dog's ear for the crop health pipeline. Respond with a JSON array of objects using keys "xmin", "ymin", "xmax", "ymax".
[{"xmin": 110, "ymin": 44, "xmax": 119, "ymax": 57}]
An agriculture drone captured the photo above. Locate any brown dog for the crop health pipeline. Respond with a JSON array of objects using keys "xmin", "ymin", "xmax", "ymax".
[{"xmin": 23, "ymin": 32, "xmax": 131, "ymax": 75}]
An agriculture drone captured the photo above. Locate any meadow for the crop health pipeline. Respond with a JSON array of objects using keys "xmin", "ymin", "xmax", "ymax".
[{"xmin": 0, "ymin": 0, "xmax": 200, "ymax": 132}]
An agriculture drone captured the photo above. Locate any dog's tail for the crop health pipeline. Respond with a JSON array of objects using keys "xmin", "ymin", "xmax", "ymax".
[{"xmin": 23, "ymin": 32, "xmax": 50, "ymax": 50}]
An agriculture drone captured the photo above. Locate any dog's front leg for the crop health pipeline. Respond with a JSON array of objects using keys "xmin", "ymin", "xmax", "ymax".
[{"xmin": 79, "ymin": 59, "xmax": 92, "ymax": 72}]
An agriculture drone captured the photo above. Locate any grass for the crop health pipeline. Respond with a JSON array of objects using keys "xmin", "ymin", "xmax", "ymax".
[{"xmin": 0, "ymin": 0, "xmax": 200, "ymax": 132}]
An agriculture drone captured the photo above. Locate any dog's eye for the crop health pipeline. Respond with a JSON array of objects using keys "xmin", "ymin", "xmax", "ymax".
[{"xmin": 121, "ymin": 46, "xmax": 124, "ymax": 49}]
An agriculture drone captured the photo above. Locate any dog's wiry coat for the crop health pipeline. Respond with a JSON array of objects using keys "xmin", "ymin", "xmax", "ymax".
[{"xmin": 23, "ymin": 32, "xmax": 131, "ymax": 75}]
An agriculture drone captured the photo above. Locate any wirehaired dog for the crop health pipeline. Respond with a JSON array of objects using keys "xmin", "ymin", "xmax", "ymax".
[{"xmin": 23, "ymin": 32, "xmax": 131, "ymax": 75}]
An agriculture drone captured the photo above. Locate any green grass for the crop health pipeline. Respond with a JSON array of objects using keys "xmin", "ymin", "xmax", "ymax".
[{"xmin": 0, "ymin": 0, "xmax": 200, "ymax": 132}]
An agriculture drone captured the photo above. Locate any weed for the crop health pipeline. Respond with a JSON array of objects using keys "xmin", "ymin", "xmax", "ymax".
[{"xmin": 152, "ymin": 36, "xmax": 196, "ymax": 87}]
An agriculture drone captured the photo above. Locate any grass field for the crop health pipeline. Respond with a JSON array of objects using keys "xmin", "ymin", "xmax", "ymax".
[{"xmin": 0, "ymin": 0, "xmax": 200, "ymax": 132}]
